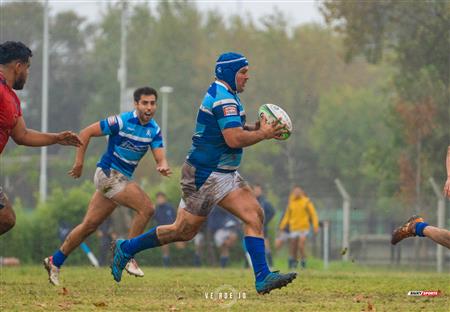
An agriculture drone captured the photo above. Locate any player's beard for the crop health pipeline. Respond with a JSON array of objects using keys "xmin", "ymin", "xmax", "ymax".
[{"xmin": 13, "ymin": 75, "xmax": 26, "ymax": 90}]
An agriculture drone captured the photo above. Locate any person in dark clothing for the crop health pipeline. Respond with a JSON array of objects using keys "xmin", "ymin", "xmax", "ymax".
[
  {"xmin": 253, "ymin": 184, "xmax": 275, "ymax": 267},
  {"xmin": 208, "ymin": 206, "xmax": 240, "ymax": 268},
  {"xmin": 154, "ymin": 192, "xmax": 185, "ymax": 266}
]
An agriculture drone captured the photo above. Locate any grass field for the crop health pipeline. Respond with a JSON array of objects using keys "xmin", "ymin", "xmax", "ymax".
[{"xmin": 0, "ymin": 265, "xmax": 448, "ymax": 311}]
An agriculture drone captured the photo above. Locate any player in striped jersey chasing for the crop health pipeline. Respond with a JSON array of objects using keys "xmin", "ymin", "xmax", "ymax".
[{"xmin": 44, "ymin": 87, "xmax": 171, "ymax": 286}]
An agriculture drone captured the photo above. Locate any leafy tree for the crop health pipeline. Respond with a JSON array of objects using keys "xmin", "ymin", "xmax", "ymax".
[{"xmin": 320, "ymin": 0, "xmax": 450, "ymax": 208}]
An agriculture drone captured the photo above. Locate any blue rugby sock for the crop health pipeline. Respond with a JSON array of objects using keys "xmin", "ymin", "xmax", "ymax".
[
  {"xmin": 415, "ymin": 222, "xmax": 429, "ymax": 237},
  {"xmin": 121, "ymin": 226, "xmax": 161, "ymax": 255},
  {"xmin": 220, "ymin": 256, "xmax": 229, "ymax": 268},
  {"xmin": 52, "ymin": 250, "xmax": 67, "ymax": 268},
  {"xmin": 244, "ymin": 236, "xmax": 270, "ymax": 282}
]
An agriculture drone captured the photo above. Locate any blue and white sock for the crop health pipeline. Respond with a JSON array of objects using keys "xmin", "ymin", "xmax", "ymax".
[{"xmin": 244, "ymin": 236, "xmax": 270, "ymax": 282}]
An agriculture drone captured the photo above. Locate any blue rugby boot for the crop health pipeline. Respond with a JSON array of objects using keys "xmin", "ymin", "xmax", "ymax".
[
  {"xmin": 110, "ymin": 239, "xmax": 132, "ymax": 282},
  {"xmin": 255, "ymin": 270, "xmax": 297, "ymax": 294}
]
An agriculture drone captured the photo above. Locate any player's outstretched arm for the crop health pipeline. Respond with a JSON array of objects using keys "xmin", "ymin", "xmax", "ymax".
[
  {"xmin": 10, "ymin": 116, "xmax": 82, "ymax": 147},
  {"xmin": 68, "ymin": 122, "xmax": 103, "ymax": 179},
  {"xmin": 222, "ymin": 116, "xmax": 286, "ymax": 148},
  {"xmin": 444, "ymin": 146, "xmax": 450, "ymax": 198},
  {"xmin": 152, "ymin": 148, "xmax": 172, "ymax": 177}
]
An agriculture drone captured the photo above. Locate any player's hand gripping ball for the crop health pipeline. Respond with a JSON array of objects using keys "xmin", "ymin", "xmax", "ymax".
[{"xmin": 258, "ymin": 104, "xmax": 293, "ymax": 140}]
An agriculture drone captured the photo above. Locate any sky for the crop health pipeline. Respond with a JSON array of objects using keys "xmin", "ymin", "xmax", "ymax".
[{"xmin": 47, "ymin": 0, "xmax": 324, "ymax": 27}]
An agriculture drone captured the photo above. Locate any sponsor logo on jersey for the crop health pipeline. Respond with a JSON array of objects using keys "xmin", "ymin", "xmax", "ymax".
[
  {"xmin": 223, "ymin": 105, "xmax": 238, "ymax": 116},
  {"xmin": 120, "ymin": 141, "xmax": 148, "ymax": 152}
]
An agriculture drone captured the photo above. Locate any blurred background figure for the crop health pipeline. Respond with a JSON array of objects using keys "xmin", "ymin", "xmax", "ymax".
[
  {"xmin": 192, "ymin": 223, "xmax": 208, "ymax": 267},
  {"xmin": 279, "ymin": 186, "xmax": 319, "ymax": 269},
  {"xmin": 208, "ymin": 206, "xmax": 240, "ymax": 268},
  {"xmin": 97, "ymin": 216, "xmax": 115, "ymax": 267},
  {"xmin": 253, "ymin": 184, "xmax": 275, "ymax": 267},
  {"xmin": 275, "ymin": 220, "xmax": 290, "ymax": 252},
  {"xmin": 154, "ymin": 191, "xmax": 185, "ymax": 267}
]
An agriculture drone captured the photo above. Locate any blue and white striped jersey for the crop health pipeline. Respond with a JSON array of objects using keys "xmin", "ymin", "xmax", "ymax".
[
  {"xmin": 186, "ymin": 81, "xmax": 246, "ymax": 188},
  {"xmin": 97, "ymin": 110, "xmax": 164, "ymax": 178}
]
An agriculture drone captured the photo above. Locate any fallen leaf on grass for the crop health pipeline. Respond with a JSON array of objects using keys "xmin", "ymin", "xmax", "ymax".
[
  {"xmin": 353, "ymin": 294, "xmax": 364, "ymax": 303},
  {"xmin": 35, "ymin": 303, "xmax": 47, "ymax": 308},
  {"xmin": 58, "ymin": 302, "xmax": 71, "ymax": 310},
  {"xmin": 168, "ymin": 305, "xmax": 179, "ymax": 311},
  {"xmin": 60, "ymin": 287, "xmax": 69, "ymax": 296},
  {"xmin": 93, "ymin": 302, "xmax": 107, "ymax": 307},
  {"xmin": 366, "ymin": 301, "xmax": 375, "ymax": 311}
]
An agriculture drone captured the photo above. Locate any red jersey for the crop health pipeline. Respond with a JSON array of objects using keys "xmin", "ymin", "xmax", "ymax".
[{"xmin": 0, "ymin": 72, "xmax": 22, "ymax": 154}]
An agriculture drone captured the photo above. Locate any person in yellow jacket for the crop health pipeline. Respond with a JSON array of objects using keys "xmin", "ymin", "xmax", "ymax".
[{"xmin": 279, "ymin": 186, "xmax": 319, "ymax": 269}]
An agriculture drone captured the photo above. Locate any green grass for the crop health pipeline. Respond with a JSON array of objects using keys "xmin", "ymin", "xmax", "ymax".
[{"xmin": 0, "ymin": 265, "xmax": 448, "ymax": 311}]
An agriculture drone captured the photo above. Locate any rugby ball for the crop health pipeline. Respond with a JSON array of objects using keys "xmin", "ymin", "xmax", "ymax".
[{"xmin": 258, "ymin": 104, "xmax": 292, "ymax": 140}]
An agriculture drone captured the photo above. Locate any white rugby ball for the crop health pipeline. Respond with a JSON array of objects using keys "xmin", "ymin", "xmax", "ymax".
[{"xmin": 258, "ymin": 104, "xmax": 293, "ymax": 140}]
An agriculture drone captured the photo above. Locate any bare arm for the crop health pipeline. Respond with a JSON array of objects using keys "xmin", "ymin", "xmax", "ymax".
[
  {"xmin": 222, "ymin": 117, "xmax": 286, "ymax": 148},
  {"xmin": 243, "ymin": 120, "xmax": 260, "ymax": 131},
  {"xmin": 151, "ymin": 148, "xmax": 172, "ymax": 177},
  {"xmin": 444, "ymin": 146, "xmax": 450, "ymax": 198},
  {"xmin": 11, "ymin": 116, "xmax": 81, "ymax": 147},
  {"xmin": 68, "ymin": 122, "xmax": 103, "ymax": 178}
]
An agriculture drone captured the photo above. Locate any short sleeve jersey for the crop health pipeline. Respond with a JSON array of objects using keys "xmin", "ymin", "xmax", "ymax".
[
  {"xmin": 0, "ymin": 73, "xmax": 22, "ymax": 154},
  {"xmin": 97, "ymin": 110, "xmax": 164, "ymax": 178},
  {"xmin": 186, "ymin": 81, "xmax": 246, "ymax": 187}
]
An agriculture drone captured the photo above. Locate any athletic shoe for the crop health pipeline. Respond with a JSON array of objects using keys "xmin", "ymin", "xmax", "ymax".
[
  {"xmin": 391, "ymin": 215, "xmax": 424, "ymax": 245},
  {"xmin": 255, "ymin": 271, "xmax": 297, "ymax": 294},
  {"xmin": 110, "ymin": 239, "xmax": 132, "ymax": 282},
  {"xmin": 43, "ymin": 256, "xmax": 60, "ymax": 286},
  {"xmin": 125, "ymin": 258, "xmax": 144, "ymax": 277}
]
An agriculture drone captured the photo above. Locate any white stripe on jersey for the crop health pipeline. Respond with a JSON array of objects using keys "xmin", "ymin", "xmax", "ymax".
[
  {"xmin": 212, "ymin": 99, "xmax": 238, "ymax": 108},
  {"xmin": 117, "ymin": 115, "xmax": 123, "ymax": 129},
  {"xmin": 199, "ymin": 105, "xmax": 213, "ymax": 115},
  {"xmin": 119, "ymin": 131, "xmax": 152, "ymax": 143},
  {"xmin": 217, "ymin": 164, "xmax": 240, "ymax": 170},
  {"xmin": 113, "ymin": 152, "xmax": 139, "ymax": 165}
]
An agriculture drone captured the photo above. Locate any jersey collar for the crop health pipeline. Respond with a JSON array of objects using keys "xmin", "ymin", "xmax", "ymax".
[{"xmin": 214, "ymin": 80, "xmax": 228, "ymax": 90}]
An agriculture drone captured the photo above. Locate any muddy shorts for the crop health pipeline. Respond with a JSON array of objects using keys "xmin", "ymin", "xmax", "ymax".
[
  {"xmin": 179, "ymin": 162, "xmax": 248, "ymax": 217},
  {"xmin": 93, "ymin": 167, "xmax": 129, "ymax": 199}
]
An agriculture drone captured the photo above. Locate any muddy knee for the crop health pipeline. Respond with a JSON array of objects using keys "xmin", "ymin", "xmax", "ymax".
[{"xmin": 177, "ymin": 227, "xmax": 198, "ymax": 242}]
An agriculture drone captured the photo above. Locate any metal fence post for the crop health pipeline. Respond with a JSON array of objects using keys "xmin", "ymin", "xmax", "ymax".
[{"xmin": 335, "ymin": 179, "xmax": 351, "ymax": 261}]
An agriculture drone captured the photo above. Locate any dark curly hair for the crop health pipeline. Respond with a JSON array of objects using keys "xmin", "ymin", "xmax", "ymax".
[
  {"xmin": 0, "ymin": 41, "xmax": 33, "ymax": 65},
  {"xmin": 133, "ymin": 86, "xmax": 158, "ymax": 102}
]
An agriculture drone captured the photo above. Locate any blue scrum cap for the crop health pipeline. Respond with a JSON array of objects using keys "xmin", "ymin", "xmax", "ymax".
[{"xmin": 215, "ymin": 52, "xmax": 248, "ymax": 92}]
